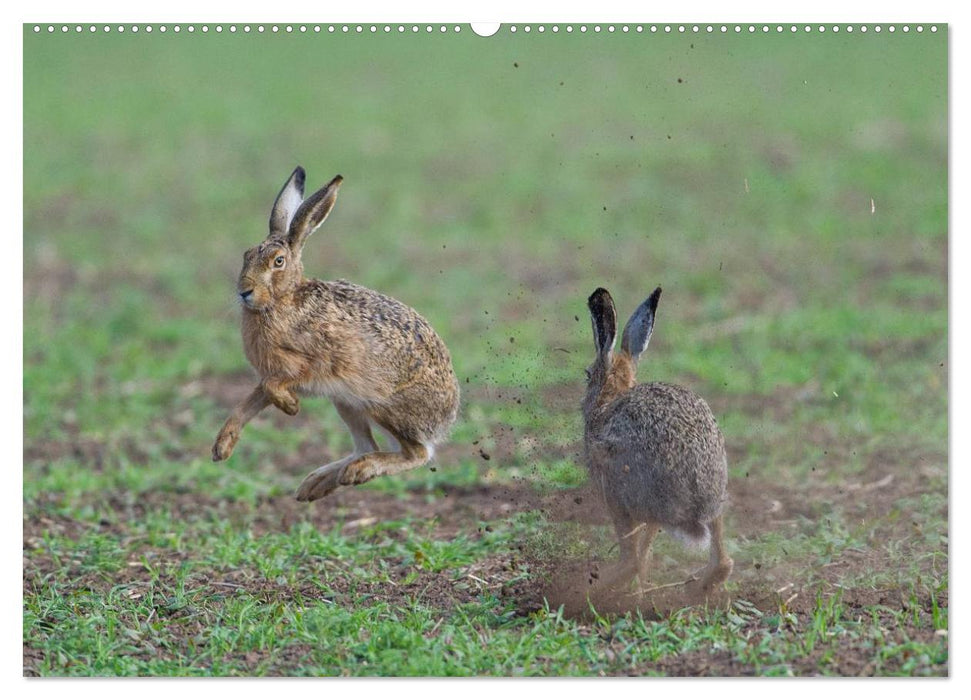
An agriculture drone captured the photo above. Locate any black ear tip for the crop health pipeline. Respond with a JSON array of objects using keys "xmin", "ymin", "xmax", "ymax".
[
  {"xmin": 293, "ymin": 166, "xmax": 306, "ymax": 187},
  {"xmin": 588, "ymin": 287, "xmax": 612, "ymax": 309},
  {"xmin": 648, "ymin": 286, "xmax": 662, "ymax": 309},
  {"xmin": 330, "ymin": 174, "xmax": 344, "ymax": 187}
]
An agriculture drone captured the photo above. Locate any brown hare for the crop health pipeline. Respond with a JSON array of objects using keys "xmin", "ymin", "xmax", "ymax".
[
  {"xmin": 583, "ymin": 287, "xmax": 733, "ymax": 596},
  {"xmin": 212, "ymin": 167, "xmax": 460, "ymax": 501}
]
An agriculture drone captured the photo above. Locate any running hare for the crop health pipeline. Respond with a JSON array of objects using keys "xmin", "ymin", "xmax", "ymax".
[
  {"xmin": 583, "ymin": 287, "xmax": 732, "ymax": 595},
  {"xmin": 212, "ymin": 167, "xmax": 460, "ymax": 501}
]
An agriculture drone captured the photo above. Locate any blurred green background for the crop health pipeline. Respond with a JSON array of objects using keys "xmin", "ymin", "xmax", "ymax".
[
  {"xmin": 23, "ymin": 25, "xmax": 948, "ymax": 675},
  {"xmin": 24, "ymin": 26, "xmax": 947, "ymax": 462}
]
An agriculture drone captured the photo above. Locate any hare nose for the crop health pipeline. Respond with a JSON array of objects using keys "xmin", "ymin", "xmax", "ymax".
[{"xmin": 239, "ymin": 289, "xmax": 254, "ymax": 302}]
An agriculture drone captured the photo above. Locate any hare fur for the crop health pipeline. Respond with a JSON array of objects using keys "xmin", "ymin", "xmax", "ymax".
[
  {"xmin": 583, "ymin": 287, "xmax": 733, "ymax": 595},
  {"xmin": 212, "ymin": 167, "xmax": 460, "ymax": 501}
]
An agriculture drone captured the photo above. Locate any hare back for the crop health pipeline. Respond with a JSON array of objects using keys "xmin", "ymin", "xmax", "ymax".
[{"xmin": 585, "ymin": 382, "xmax": 727, "ymax": 530}]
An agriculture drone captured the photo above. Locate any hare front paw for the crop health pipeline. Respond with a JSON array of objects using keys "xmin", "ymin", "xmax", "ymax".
[
  {"xmin": 212, "ymin": 426, "xmax": 239, "ymax": 461},
  {"xmin": 269, "ymin": 392, "xmax": 300, "ymax": 416}
]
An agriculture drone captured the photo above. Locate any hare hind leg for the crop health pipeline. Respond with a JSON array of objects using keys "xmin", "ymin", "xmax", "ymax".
[
  {"xmin": 589, "ymin": 515, "xmax": 646, "ymax": 595},
  {"xmin": 338, "ymin": 437, "xmax": 430, "ymax": 487},
  {"xmin": 697, "ymin": 514, "xmax": 734, "ymax": 592},
  {"xmin": 632, "ymin": 521, "xmax": 661, "ymax": 598},
  {"xmin": 294, "ymin": 454, "xmax": 358, "ymax": 502},
  {"xmin": 333, "ymin": 399, "xmax": 379, "ymax": 455},
  {"xmin": 294, "ymin": 400, "xmax": 379, "ymax": 502}
]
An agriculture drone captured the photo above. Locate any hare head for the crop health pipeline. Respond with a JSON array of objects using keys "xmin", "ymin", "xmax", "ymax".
[
  {"xmin": 583, "ymin": 286, "xmax": 662, "ymax": 418},
  {"xmin": 237, "ymin": 167, "xmax": 343, "ymax": 311}
]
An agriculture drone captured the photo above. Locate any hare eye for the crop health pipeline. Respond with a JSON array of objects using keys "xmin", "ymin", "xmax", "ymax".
[{"xmin": 273, "ymin": 256, "xmax": 286, "ymax": 268}]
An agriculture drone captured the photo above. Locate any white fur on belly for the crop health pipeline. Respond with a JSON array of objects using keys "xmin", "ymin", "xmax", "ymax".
[{"xmin": 298, "ymin": 378, "xmax": 374, "ymax": 408}]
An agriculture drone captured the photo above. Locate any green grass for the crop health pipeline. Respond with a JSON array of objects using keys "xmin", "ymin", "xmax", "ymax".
[{"xmin": 23, "ymin": 25, "xmax": 947, "ymax": 676}]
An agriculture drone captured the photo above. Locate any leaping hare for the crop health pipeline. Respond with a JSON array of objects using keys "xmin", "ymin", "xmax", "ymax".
[
  {"xmin": 583, "ymin": 286, "xmax": 733, "ymax": 595},
  {"xmin": 212, "ymin": 167, "xmax": 460, "ymax": 501}
]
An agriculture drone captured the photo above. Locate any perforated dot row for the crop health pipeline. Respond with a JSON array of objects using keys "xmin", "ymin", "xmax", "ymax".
[
  {"xmin": 31, "ymin": 24, "xmax": 940, "ymax": 35},
  {"xmin": 32, "ymin": 24, "xmax": 466, "ymax": 34},
  {"xmin": 508, "ymin": 24, "xmax": 937, "ymax": 34}
]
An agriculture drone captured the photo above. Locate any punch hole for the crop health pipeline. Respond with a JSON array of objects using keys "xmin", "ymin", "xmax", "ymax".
[{"xmin": 471, "ymin": 23, "xmax": 500, "ymax": 37}]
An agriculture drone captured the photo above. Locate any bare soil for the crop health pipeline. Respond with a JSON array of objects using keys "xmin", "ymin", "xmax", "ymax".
[{"xmin": 24, "ymin": 426, "xmax": 947, "ymax": 676}]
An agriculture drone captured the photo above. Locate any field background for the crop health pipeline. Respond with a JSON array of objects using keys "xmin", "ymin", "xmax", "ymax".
[{"xmin": 23, "ymin": 24, "xmax": 947, "ymax": 676}]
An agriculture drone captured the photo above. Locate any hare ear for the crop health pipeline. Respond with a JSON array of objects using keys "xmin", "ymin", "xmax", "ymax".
[
  {"xmin": 268, "ymin": 166, "xmax": 306, "ymax": 237},
  {"xmin": 288, "ymin": 174, "xmax": 343, "ymax": 252},
  {"xmin": 588, "ymin": 288, "xmax": 617, "ymax": 359},
  {"xmin": 621, "ymin": 286, "xmax": 661, "ymax": 363}
]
